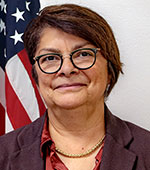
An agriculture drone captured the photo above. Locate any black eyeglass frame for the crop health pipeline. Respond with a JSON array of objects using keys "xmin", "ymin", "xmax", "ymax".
[{"xmin": 34, "ymin": 48, "xmax": 100, "ymax": 74}]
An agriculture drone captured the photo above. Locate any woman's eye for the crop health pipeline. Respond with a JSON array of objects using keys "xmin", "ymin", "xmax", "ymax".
[
  {"xmin": 73, "ymin": 50, "xmax": 94, "ymax": 59},
  {"xmin": 80, "ymin": 52, "xmax": 90, "ymax": 56},
  {"xmin": 45, "ymin": 56, "xmax": 56, "ymax": 61},
  {"xmin": 42, "ymin": 55, "xmax": 60, "ymax": 62},
  {"xmin": 79, "ymin": 51, "xmax": 93, "ymax": 57}
]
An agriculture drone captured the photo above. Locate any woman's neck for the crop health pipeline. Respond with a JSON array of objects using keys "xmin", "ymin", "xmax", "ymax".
[
  {"xmin": 47, "ymin": 101, "xmax": 105, "ymax": 147},
  {"xmin": 48, "ymin": 101, "xmax": 105, "ymax": 131}
]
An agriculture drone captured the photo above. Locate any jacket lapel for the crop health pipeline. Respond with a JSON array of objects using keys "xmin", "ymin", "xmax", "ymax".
[
  {"xmin": 9, "ymin": 113, "xmax": 46, "ymax": 170},
  {"xmin": 100, "ymin": 106, "xmax": 137, "ymax": 170},
  {"xmin": 100, "ymin": 134, "xmax": 136, "ymax": 170}
]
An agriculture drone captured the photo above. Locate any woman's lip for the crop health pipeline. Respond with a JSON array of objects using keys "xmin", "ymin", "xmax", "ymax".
[{"xmin": 54, "ymin": 83, "xmax": 86, "ymax": 90}]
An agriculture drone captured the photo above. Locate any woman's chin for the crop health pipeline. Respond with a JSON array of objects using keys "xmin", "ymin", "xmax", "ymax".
[{"xmin": 53, "ymin": 93, "xmax": 87, "ymax": 109}]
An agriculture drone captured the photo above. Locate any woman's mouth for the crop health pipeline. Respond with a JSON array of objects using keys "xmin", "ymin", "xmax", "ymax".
[{"xmin": 54, "ymin": 83, "xmax": 87, "ymax": 90}]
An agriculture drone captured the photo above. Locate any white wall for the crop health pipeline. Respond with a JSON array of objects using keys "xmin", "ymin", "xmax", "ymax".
[{"xmin": 40, "ymin": 0, "xmax": 150, "ymax": 130}]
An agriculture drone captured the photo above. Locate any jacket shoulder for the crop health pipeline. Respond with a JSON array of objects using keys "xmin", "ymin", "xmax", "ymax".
[
  {"xmin": 126, "ymin": 120, "xmax": 150, "ymax": 137},
  {"xmin": 0, "ymin": 114, "xmax": 45, "ymax": 169},
  {"xmin": 125, "ymin": 121, "xmax": 150, "ymax": 168},
  {"xmin": 125, "ymin": 120, "xmax": 150, "ymax": 148},
  {"xmin": 105, "ymin": 106, "xmax": 150, "ymax": 169}
]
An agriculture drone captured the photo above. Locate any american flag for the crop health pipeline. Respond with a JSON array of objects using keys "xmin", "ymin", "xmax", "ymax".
[{"xmin": 0, "ymin": 0, "xmax": 46, "ymax": 135}]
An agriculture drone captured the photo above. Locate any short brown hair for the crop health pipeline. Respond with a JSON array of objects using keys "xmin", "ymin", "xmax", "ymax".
[{"xmin": 23, "ymin": 4, "xmax": 123, "ymax": 96}]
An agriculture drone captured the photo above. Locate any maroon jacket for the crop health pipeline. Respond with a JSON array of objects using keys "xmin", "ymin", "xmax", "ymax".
[{"xmin": 0, "ymin": 106, "xmax": 150, "ymax": 170}]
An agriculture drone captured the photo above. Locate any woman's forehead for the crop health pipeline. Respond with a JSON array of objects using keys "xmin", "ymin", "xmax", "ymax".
[{"xmin": 36, "ymin": 27, "xmax": 96, "ymax": 54}]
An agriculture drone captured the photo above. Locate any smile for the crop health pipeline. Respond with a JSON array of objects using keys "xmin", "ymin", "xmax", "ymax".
[{"xmin": 54, "ymin": 83, "xmax": 87, "ymax": 90}]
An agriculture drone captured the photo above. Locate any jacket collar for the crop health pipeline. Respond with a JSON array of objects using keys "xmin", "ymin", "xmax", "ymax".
[
  {"xmin": 100, "ymin": 105, "xmax": 136, "ymax": 170},
  {"xmin": 105, "ymin": 105, "xmax": 132, "ymax": 146}
]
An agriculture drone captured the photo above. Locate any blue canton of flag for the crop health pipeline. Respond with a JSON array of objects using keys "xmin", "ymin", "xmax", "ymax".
[
  {"xmin": 0, "ymin": 0, "xmax": 40, "ymax": 69},
  {"xmin": 0, "ymin": 0, "xmax": 45, "ymax": 135}
]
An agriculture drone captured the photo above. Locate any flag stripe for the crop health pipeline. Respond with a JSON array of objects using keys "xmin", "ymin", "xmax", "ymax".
[
  {"xmin": 5, "ymin": 52, "xmax": 40, "ymax": 121},
  {"xmin": 0, "ymin": 67, "xmax": 6, "ymax": 107},
  {"xmin": 17, "ymin": 50, "xmax": 33, "ymax": 80},
  {"xmin": 18, "ymin": 50, "xmax": 46, "ymax": 116},
  {"xmin": 6, "ymin": 111, "xmax": 14, "ymax": 133},
  {"xmin": 0, "ymin": 67, "xmax": 6, "ymax": 135},
  {"xmin": 5, "ymin": 73, "xmax": 31, "ymax": 129}
]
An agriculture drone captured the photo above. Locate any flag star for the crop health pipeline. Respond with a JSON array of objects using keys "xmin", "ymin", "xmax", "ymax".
[
  {"xmin": 10, "ymin": 30, "xmax": 23, "ymax": 45},
  {"xmin": 0, "ymin": 0, "xmax": 5, "ymax": 11},
  {"xmin": 26, "ymin": 1, "xmax": 31, "ymax": 11},
  {"xmin": 0, "ymin": 19, "xmax": 6, "ymax": 33},
  {"xmin": 12, "ymin": 8, "xmax": 25, "ymax": 22}
]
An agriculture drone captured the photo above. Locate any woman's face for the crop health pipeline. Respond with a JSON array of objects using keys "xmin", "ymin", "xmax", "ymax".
[{"xmin": 34, "ymin": 27, "xmax": 109, "ymax": 109}]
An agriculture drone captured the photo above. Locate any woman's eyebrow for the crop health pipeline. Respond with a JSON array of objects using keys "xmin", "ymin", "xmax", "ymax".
[
  {"xmin": 39, "ymin": 48, "xmax": 61, "ymax": 54},
  {"xmin": 38, "ymin": 42, "xmax": 91, "ymax": 54},
  {"xmin": 72, "ymin": 42, "xmax": 91, "ymax": 51}
]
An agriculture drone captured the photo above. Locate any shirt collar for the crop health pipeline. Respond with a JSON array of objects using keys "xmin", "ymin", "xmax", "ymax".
[{"xmin": 40, "ymin": 113, "xmax": 54, "ymax": 158}]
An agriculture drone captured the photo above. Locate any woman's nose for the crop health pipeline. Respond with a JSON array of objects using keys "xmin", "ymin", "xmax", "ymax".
[{"xmin": 57, "ymin": 56, "xmax": 79, "ymax": 77}]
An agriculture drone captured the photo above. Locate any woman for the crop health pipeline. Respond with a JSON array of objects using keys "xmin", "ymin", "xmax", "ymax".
[{"xmin": 0, "ymin": 4, "xmax": 150, "ymax": 170}]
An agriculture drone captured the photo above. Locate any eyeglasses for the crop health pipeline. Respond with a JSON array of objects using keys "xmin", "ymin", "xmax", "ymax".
[{"xmin": 34, "ymin": 48, "xmax": 100, "ymax": 74}]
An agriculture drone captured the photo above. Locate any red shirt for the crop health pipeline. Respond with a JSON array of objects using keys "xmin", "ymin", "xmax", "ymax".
[{"xmin": 40, "ymin": 116, "xmax": 104, "ymax": 170}]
